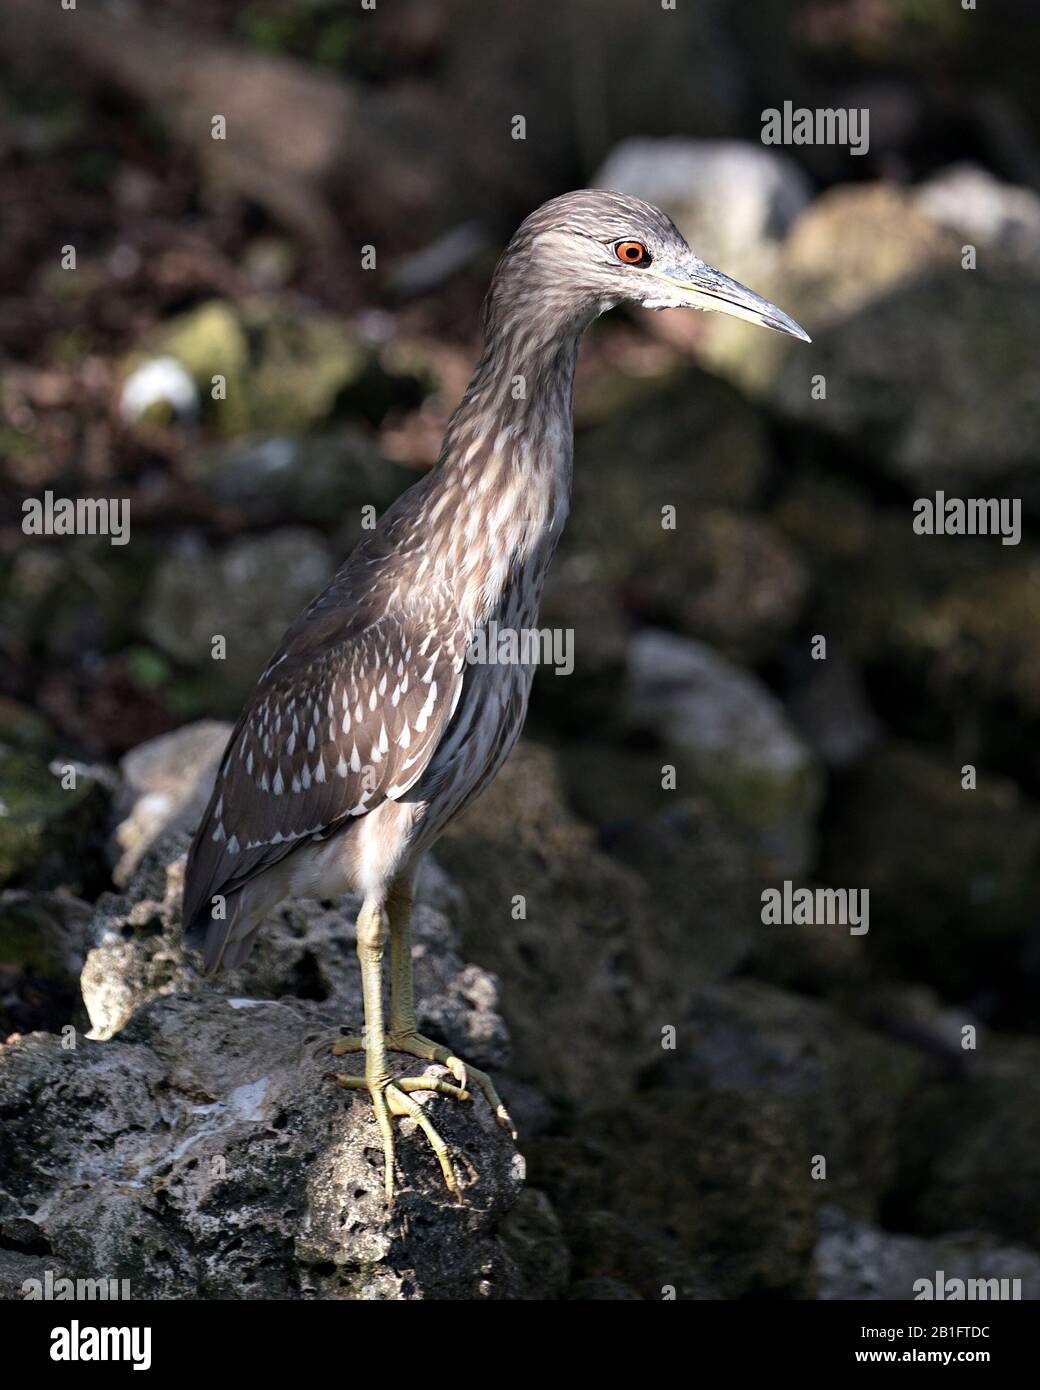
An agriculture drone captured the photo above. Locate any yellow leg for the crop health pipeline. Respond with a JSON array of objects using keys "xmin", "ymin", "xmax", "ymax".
[
  {"xmin": 333, "ymin": 878, "xmax": 517, "ymax": 1141},
  {"xmin": 337, "ymin": 895, "xmax": 463, "ymax": 1202}
]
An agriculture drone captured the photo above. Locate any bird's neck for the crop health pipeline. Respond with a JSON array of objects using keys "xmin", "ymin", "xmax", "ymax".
[{"xmin": 428, "ymin": 329, "xmax": 581, "ymax": 626}]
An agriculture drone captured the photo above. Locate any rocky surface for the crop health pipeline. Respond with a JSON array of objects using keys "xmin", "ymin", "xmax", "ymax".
[
  {"xmin": 657, "ymin": 980, "xmax": 924, "ymax": 1222},
  {"xmin": 0, "ymin": 740, "xmax": 111, "ymax": 898},
  {"xmin": 0, "ymin": 890, "xmax": 92, "ymax": 1038},
  {"xmin": 436, "ymin": 744, "xmax": 660, "ymax": 1112},
  {"xmin": 913, "ymin": 164, "xmax": 1040, "ymax": 266},
  {"xmin": 626, "ymin": 629, "xmax": 823, "ymax": 876},
  {"xmin": 895, "ymin": 1035, "xmax": 1040, "ymax": 1250},
  {"xmin": 0, "ymin": 738, "xmax": 550, "ymax": 1298},
  {"xmin": 816, "ymin": 1207, "xmax": 1040, "ymax": 1301},
  {"xmin": 142, "ymin": 529, "xmax": 335, "ymax": 709},
  {"xmin": 112, "ymin": 719, "xmax": 232, "ymax": 885},
  {"xmin": 5, "ymin": 696, "xmax": 1040, "ymax": 1301},
  {"xmin": 0, "ymin": 992, "xmax": 545, "ymax": 1300},
  {"xmin": 190, "ymin": 429, "xmax": 418, "ymax": 539},
  {"xmin": 774, "ymin": 269, "xmax": 1040, "ymax": 491},
  {"xmin": 821, "ymin": 744, "xmax": 1040, "ymax": 1006}
]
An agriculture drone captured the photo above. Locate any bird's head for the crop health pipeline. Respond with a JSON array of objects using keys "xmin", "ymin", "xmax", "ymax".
[{"xmin": 485, "ymin": 188, "xmax": 810, "ymax": 344}]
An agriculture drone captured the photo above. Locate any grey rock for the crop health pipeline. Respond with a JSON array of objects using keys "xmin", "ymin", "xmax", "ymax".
[
  {"xmin": 914, "ymin": 164, "xmax": 1040, "ymax": 263},
  {"xmin": 771, "ymin": 469, "xmax": 1040, "ymax": 718},
  {"xmin": 112, "ymin": 720, "xmax": 232, "ymax": 885},
  {"xmin": 528, "ymin": 1089, "xmax": 816, "ymax": 1299},
  {"xmin": 571, "ymin": 370, "xmax": 773, "ymax": 538},
  {"xmin": 627, "ymin": 630, "xmax": 823, "ymax": 875},
  {"xmin": 821, "ymin": 744, "xmax": 1040, "ymax": 1001},
  {"xmin": 142, "ymin": 529, "xmax": 335, "ymax": 704},
  {"xmin": 787, "ymin": 654, "xmax": 883, "ymax": 768},
  {"xmin": 596, "ymin": 798, "xmax": 761, "ymax": 987},
  {"xmin": 659, "ymin": 980, "xmax": 924, "ymax": 1221},
  {"xmin": 0, "ymin": 890, "xmax": 93, "ymax": 1038},
  {"xmin": 193, "ymin": 429, "xmax": 416, "ymax": 535},
  {"xmin": 712, "ymin": 183, "xmax": 959, "ymax": 395},
  {"xmin": 435, "ymin": 743, "xmax": 661, "ymax": 1112},
  {"xmin": 816, "ymin": 1206, "xmax": 1040, "ymax": 1300},
  {"xmin": 0, "ymin": 740, "xmax": 112, "ymax": 897},
  {"xmin": 0, "ymin": 992, "xmax": 550, "ymax": 1300},
  {"xmin": 900, "ymin": 1035, "xmax": 1040, "ymax": 1250},
  {"xmin": 673, "ymin": 509, "xmax": 807, "ymax": 663},
  {"xmin": 774, "ymin": 270, "xmax": 1040, "ymax": 488}
]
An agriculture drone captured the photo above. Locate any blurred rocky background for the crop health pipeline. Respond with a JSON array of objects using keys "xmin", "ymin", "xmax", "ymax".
[{"xmin": 3, "ymin": 0, "xmax": 1040, "ymax": 1300}]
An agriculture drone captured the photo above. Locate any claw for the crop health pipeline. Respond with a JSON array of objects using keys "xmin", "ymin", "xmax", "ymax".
[
  {"xmin": 383, "ymin": 1032, "xmax": 517, "ymax": 1141},
  {"xmin": 328, "ymin": 1069, "xmax": 463, "ymax": 1199},
  {"xmin": 324, "ymin": 1029, "xmax": 515, "ymax": 1201},
  {"xmin": 494, "ymin": 1104, "xmax": 518, "ymax": 1141}
]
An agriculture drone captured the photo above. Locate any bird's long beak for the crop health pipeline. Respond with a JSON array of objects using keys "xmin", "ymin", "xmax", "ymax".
[{"xmin": 645, "ymin": 258, "xmax": 811, "ymax": 342}]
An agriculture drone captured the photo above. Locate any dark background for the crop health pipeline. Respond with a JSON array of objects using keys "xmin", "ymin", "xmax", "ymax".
[{"xmin": 2, "ymin": 0, "xmax": 1040, "ymax": 1299}]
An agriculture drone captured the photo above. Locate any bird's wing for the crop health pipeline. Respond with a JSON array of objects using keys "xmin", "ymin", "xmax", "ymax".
[{"xmin": 182, "ymin": 575, "xmax": 467, "ymax": 932}]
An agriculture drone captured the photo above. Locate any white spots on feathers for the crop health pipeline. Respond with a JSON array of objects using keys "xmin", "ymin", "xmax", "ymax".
[{"xmin": 415, "ymin": 681, "xmax": 437, "ymax": 732}]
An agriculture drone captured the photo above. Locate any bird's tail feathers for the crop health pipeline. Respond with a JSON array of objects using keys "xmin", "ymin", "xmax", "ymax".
[{"xmin": 183, "ymin": 890, "xmax": 258, "ymax": 975}]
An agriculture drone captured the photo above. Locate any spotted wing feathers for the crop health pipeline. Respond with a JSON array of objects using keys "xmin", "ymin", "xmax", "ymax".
[{"xmin": 183, "ymin": 582, "xmax": 466, "ymax": 937}]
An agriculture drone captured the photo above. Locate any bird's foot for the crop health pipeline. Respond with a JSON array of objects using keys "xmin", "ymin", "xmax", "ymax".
[
  {"xmin": 331, "ymin": 1069, "xmax": 467, "ymax": 1201},
  {"xmin": 331, "ymin": 1029, "xmax": 517, "ymax": 1140}
]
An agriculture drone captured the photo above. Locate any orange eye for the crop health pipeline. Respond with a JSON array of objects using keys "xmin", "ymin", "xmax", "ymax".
[{"xmin": 614, "ymin": 240, "xmax": 651, "ymax": 266}]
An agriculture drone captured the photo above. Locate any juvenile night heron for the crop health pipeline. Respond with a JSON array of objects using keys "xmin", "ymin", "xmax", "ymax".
[{"xmin": 183, "ymin": 189, "xmax": 809, "ymax": 1199}]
